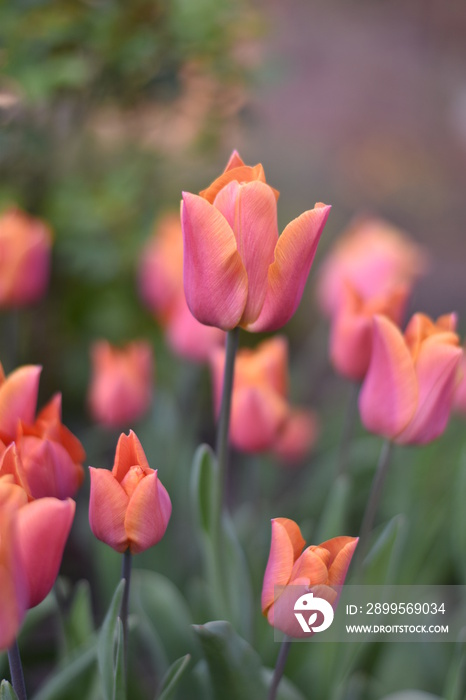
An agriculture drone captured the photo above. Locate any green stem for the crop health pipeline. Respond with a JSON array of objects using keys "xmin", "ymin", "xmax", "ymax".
[
  {"xmin": 8, "ymin": 639, "xmax": 27, "ymax": 700},
  {"xmin": 268, "ymin": 637, "xmax": 292, "ymax": 700},
  {"xmin": 355, "ymin": 439, "xmax": 393, "ymax": 572},
  {"xmin": 337, "ymin": 382, "xmax": 359, "ymax": 477},
  {"xmin": 215, "ymin": 327, "xmax": 239, "ymax": 517},
  {"xmin": 120, "ymin": 548, "xmax": 132, "ymax": 680}
]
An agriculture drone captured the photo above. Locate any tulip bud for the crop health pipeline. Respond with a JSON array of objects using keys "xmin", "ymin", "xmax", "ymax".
[
  {"xmin": 0, "ymin": 207, "xmax": 52, "ymax": 307},
  {"xmin": 89, "ymin": 430, "xmax": 171, "ymax": 554}
]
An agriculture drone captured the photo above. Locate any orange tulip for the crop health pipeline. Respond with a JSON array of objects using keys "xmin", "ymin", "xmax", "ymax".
[
  {"xmin": 0, "ymin": 207, "xmax": 52, "ymax": 307},
  {"xmin": 359, "ymin": 313, "xmax": 462, "ymax": 444},
  {"xmin": 88, "ymin": 340, "xmax": 154, "ymax": 428},
  {"xmin": 317, "ymin": 216, "xmax": 428, "ymax": 318},
  {"xmin": 0, "ymin": 365, "xmax": 85, "ymax": 499},
  {"xmin": 210, "ymin": 336, "xmax": 318, "ymax": 462},
  {"xmin": 262, "ymin": 518, "xmax": 358, "ymax": 637},
  {"xmin": 139, "ymin": 213, "xmax": 225, "ymax": 362},
  {"xmin": 89, "ymin": 430, "xmax": 171, "ymax": 554},
  {"xmin": 182, "ymin": 150, "xmax": 330, "ymax": 332}
]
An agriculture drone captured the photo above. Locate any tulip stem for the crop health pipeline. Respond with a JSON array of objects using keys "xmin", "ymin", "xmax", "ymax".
[
  {"xmin": 215, "ymin": 327, "xmax": 239, "ymax": 511},
  {"xmin": 355, "ymin": 439, "xmax": 393, "ymax": 571},
  {"xmin": 120, "ymin": 548, "xmax": 132, "ymax": 680},
  {"xmin": 8, "ymin": 639, "xmax": 27, "ymax": 700},
  {"xmin": 268, "ymin": 636, "xmax": 292, "ymax": 700}
]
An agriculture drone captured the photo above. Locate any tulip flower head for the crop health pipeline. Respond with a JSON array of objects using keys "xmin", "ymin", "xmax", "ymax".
[
  {"xmin": 181, "ymin": 150, "xmax": 330, "ymax": 332},
  {"xmin": 89, "ymin": 430, "xmax": 171, "ymax": 554},
  {"xmin": 210, "ymin": 336, "xmax": 319, "ymax": 462},
  {"xmin": 359, "ymin": 313, "xmax": 462, "ymax": 444},
  {"xmin": 317, "ymin": 216, "xmax": 428, "ymax": 319},
  {"xmin": 262, "ymin": 518, "xmax": 358, "ymax": 637},
  {"xmin": 88, "ymin": 340, "xmax": 154, "ymax": 428},
  {"xmin": 0, "ymin": 364, "xmax": 85, "ymax": 500},
  {"xmin": 0, "ymin": 479, "xmax": 75, "ymax": 649},
  {"xmin": 139, "ymin": 213, "xmax": 225, "ymax": 362},
  {"xmin": 0, "ymin": 207, "xmax": 52, "ymax": 307}
]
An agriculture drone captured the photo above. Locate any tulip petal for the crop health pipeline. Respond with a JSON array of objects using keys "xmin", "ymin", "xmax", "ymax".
[
  {"xmin": 248, "ymin": 204, "xmax": 330, "ymax": 332},
  {"xmin": 261, "ymin": 518, "xmax": 305, "ymax": 614},
  {"xmin": 359, "ymin": 315, "xmax": 418, "ymax": 438},
  {"xmin": 125, "ymin": 471, "xmax": 172, "ymax": 554},
  {"xmin": 319, "ymin": 536, "xmax": 359, "ymax": 587},
  {"xmin": 113, "ymin": 430, "xmax": 150, "ymax": 482},
  {"xmin": 396, "ymin": 340, "xmax": 462, "ymax": 444},
  {"xmin": 273, "ymin": 408, "xmax": 319, "ymax": 464},
  {"xmin": 36, "ymin": 393, "xmax": 86, "ymax": 464},
  {"xmin": 214, "ymin": 181, "xmax": 279, "ymax": 326},
  {"xmin": 181, "ymin": 193, "xmax": 248, "ymax": 330},
  {"xmin": 0, "ymin": 365, "xmax": 41, "ymax": 442},
  {"xmin": 89, "ymin": 467, "xmax": 129, "ymax": 552},
  {"xmin": 0, "ymin": 509, "xmax": 27, "ymax": 651},
  {"xmin": 289, "ymin": 547, "xmax": 329, "ymax": 585},
  {"xmin": 16, "ymin": 497, "xmax": 75, "ymax": 608}
]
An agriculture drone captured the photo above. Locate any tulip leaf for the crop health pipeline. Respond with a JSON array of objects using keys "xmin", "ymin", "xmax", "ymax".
[
  {"xmin": 222, "ymin": 512, "xmax": 254, "ymax": 640},
  {"xmin": 62, "ymin": 580, "xmax": 95, "ymax": 657},
  {"xmin": 0, "ymin": 681, "xmax": 19, "ymax": 700},
  {"xmin": 31, "ymin": 640, "xmax": 98, "ymax": 700},
  {"xmin": 360, "ymin": 514, "xmax": 407, "ymax": 585},
  {"xmin": 451, "ymin": 449, "xmax": 466, "ymax": 581},
  {"xmin": 97, "ymin": 579, "xmax": 126, "ymax": 700},
  {"xmin": 443, "ymin": 630, "xmax": 466, "ymax": 700},
  {"xmin": 191, "ymin": 443, "xmax": 218, "ymax": 534},
  {"xmin": 156, "ymin": 654, "xmax": 191, "ymax": 700},
  {"xmin": 313, "ymin": 473, "xmax": 351, "ymax": 543},
  {"xmin": 193, "ymin": 620, "xmax": 268, "ymax": 700}
]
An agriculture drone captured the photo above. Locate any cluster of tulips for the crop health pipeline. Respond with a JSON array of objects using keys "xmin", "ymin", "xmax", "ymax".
[{"xmin": 0, "ymin": 150, "xmax": 464, "ymax": 699}]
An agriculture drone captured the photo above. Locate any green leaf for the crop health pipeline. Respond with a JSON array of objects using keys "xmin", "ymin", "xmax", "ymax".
[
  {"xmin": 31, "ymin": 641, "xmax": 97, "ymax": 700},
  {"xmin": 157, "ymin": 654, "xmax": 191, "ymax": 700},
  {"xmin": 97, "ymin": 579, "xmax": 126, "ymax": 700},
  {"xmin": 451, "ymin": 449, "xmax": 466, "ymax": 581},
  {"xmin": 361, "ymin": 514, "xmax": 407, "ymax": 585},
  {"xmin": 222, "ymin": 513, "xmax": 253, "ymax": 640},
  {"xmin": 0, "ymin": 681, "xmax": 19, "ymax": 700},
  {"xmin": 62, "ymin": 580, "xmax": 95, "ymax": 657},
  {"xmin": 193, "ymin": 621, "xmax": 267, "ymax": 700},
  {"xmin": 314, "ymin": 473, "xmax": 351, "ymax": 543},
  {"xmin": 191, "ymin": 444, "xmax": 218, "ymax": 534}
]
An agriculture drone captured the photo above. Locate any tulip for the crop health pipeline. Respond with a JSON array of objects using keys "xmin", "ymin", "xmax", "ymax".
[
  {"xmin": 88, "ymin": 340, "xmax": 154, "ymax": 428},
  {"xmin": 0, "ymin": 503, "xmax": 28, "ymax": 651},
  {"xmin": 139, "ymin": 213, "xmax": 225, "ymax": 362},
  {"xmin": 0, "ymin": 365, "xmax": 85, "ymax": 499},
  {"xmin": 262, "ymin": 518, "xmax": 358, "ymax": 637},
  {"xmin": 453, "ymin": 346, "xmax": 466, "ymax": 415},
  {"xmin": 317, "ymin": 216, "xmax": 428, "ymax": 318},
  {"xmin": 329, "ymin": 282, "xmax": 409, "ymax": 380},
  {"xmin": 89, "ymin": 430, "xmax": 171, "ymax": 554},
  {"xmin": 0, "ymin": 207, "xmax": 52, "ymax": 307},
  {"xmin": 210, "ymin": 337, "xmax": 318, "ymax": 461},
  {"xmin": 359, "ymin": 313, "xmax": 462, "ymax": 444},
  {"xmin": 16, "ymin": 497, "xmax": 75, "ymax": 608},
  {"xmin": 181, "ymin": 151, "xmax": 330, "ymax": 331}
]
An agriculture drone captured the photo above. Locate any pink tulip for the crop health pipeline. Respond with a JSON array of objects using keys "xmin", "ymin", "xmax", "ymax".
[
  {"xmin": 453, "ymin": 346, "xmax": 466, "ymax": 415},
  {"xmin": 89, "ymin": 430, "xmax": 171, "ymax": 554},
  {"xmin": 88, "ymin": 340, "xmax": 154, "ymax": 428},
  {"xmin": 317, "ymin": 216, "xmax": 428, "ymax": 318},
  {"xmin": 262, "ymin": 518, "xmax": 358, "ymax": 637},
  {"xmin": 0, "ymin": 365, "xmax": 85, "ymax": 499},
  {"xmin": 359, "ymin": 313, "xmax": 462, "ymax": 444},
  {"xmin": 16, "ymin": 497, "xmax": 75, "ymax": 608},
  {"xmin": 210, "ymin": 337, "xmax": 318, "ymax": 461},
  {"xmin": 139, "ymin": 213, "xmax": 225, "ymax": 362},
  {"xmin": 329, "ymin": 282, "xmax": 409, "ymax": 380},
  {"xmin": 0, "ymin": 207, "xmax": 52, "ymax": 307},
  {"xmin": 0, "ymin": 500, "xmax": 28, "ymax": 650},
  {"xmin": 182, "ymin": 151, "xmax": 330, "ymax": 331}
]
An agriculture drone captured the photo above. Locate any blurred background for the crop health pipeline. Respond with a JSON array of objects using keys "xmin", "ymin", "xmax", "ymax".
[{"xmin": 2, "ymin": 1, "xmax": 466, "ymax": 698}]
